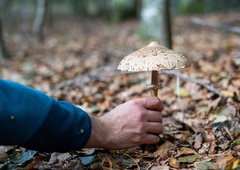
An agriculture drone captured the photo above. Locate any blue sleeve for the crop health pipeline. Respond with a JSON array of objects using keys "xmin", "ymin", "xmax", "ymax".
[{"xmin": 0, "ymin": 79, "xmax": 92, "ymax": 152}]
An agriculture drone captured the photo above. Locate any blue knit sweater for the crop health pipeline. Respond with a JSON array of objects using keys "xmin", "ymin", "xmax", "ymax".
[{"xmin": 0, "ymin": 79, "xmax": 92, "ymax": 152}]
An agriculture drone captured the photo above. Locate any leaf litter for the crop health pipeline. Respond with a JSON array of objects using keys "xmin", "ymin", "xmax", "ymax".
[{"xmin": 0, "ymin": 11, "xmax": 240, "ymax": 169}]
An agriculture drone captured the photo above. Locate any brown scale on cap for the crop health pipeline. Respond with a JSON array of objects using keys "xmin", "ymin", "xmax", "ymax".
[{"xmin": 118, "ymin": 41, "xmax": 191, "ymax": 96}]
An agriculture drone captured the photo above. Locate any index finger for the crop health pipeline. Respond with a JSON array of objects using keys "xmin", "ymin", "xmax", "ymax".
[{"xmin": 142, "ymin": 97, "xmax": 164, "ymax": 112}]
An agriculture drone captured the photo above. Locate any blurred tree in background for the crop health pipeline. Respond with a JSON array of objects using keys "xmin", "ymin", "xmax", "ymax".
[
  {"xmin": 32, "ymin": 0, "xmax": 48, "ymax": 42},
  {"xmin": 140, "ymin": 0, "xmax": 172, "ymax": 48},
  {"xmin": 110, "ymin": 0, "xmax": 139, "ymax": 22},
  {"xmin": 0, "ymin": 0, "xmax": 239, "ymax": 58},
  {"xmin": 0, "ymin": 12, "xmax": 9, "ymax": 59},
  {"xmin": 176, "ymin": 0, "xmax": 240, "ymax": 14}
]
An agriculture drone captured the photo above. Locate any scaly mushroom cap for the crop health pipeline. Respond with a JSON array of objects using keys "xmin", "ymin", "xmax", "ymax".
[{"xmin": 118, "ymin": 41, "xmax": 191, "ymax": 72}]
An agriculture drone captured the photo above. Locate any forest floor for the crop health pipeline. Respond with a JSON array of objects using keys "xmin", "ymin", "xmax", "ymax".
[{"xmin": 0, "ymin": 10, "xmax": 240, "ymax": 169}]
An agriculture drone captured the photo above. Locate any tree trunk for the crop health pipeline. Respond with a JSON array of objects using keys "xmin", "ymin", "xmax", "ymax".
[
  {"xmin": 158, "ymin": 0, "xmax": 172, "ymax": 48},
  {"xmin": 32, "ymin": 0, "xmax": 48, "ymax": 42},
  {"xmin": 46, "ymin": 0, "xmax": 53, "ymax": 27},
  {"xmin": 140, "ymin": 0, "xmax": 172, "ymax": 48},
  {"xmin": 0, "ymin": 0, "xmax": 12, "ymax": 21},
  {"xmin": 0, "ymin": 14, "xmax": 9, "ymax": 60}
]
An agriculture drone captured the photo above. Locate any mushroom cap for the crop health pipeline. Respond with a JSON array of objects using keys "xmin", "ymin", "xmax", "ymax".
[{"xmin": 118, "ymin": 41, "xmax": 191, "ymax": 72}]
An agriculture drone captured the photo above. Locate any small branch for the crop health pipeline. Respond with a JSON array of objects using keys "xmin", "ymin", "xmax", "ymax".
[
  {"xmin": 122, "ymin": 154, "xmax": 140, "ymax": 170},
  {"xmin": 159, "ymin": 70, "xmax": 225, "ymax": 97},
  {"xmin": 56, "ymin": 65, "xmax": 225, "ymax": 98},
  {"xmin": 191, "ymin": 18, "xmax": 240, "ymax": 34}
]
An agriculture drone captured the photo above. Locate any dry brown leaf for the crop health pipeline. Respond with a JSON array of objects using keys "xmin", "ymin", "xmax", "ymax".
[
  {"xmin": 48, "ymin": 152, "xmax": 71, "ymax": 165},
  {"xmin": 151, "ymin": 165, "xmax": 170, "ymax": 170},
  {"xmin": 175, "ymin": 148, "xmax": 198, "ymax": 158},
  {"xmin": 215, "ymin": 152, "xmax": 235, "ymax": 168},
  {"xmin": 1, "ymin": 9, "xmax": 240, "ymax": 170},
  {"xmin": 198, "ymin": 142, "xmax": 210, "ymax": 154},
  {"xmin": 203, "ymin": 129, "xmax": 215, "ymax": 142},
  {"xmin": 153, "ymin": 141, "xmax": 175, "ymax": 158},
  {"xmin": 185, "ymin": 82, "xmax": 202, "ymax": 100},
  {"xmin": 207, "ymin": 97, "xmax": 223, "ymax": 113},
  {"xmin": 0, "ymin": 146, "xmax": 8, "ymax": 162},
  {"xmin": 220, "ymin": 90, "xmax": 234, "ymax": 97},
  {"xmin": 169, "ymin": 157, "xmax": 180, "ymax": 169},
  {"xmin": 194, "ymin": 133, "xmax": 203, "ymax": 150},
  {"xmin": 208, "ymin": 140, "xmax": 217, "ymax": 154}
]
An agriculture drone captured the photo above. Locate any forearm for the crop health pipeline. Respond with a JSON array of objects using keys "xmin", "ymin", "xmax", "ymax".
[{"xmin": 85, "ymin": 114, "xmax": 110, "ymax": 149}]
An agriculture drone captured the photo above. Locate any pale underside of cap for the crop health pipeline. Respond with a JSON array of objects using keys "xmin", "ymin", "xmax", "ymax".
[{"xmin": 118, "ymin": 41, "xmax": 191, "ymax": 72}]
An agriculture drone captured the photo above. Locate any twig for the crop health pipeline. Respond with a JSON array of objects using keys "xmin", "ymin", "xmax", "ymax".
[
  {"xmin": 191, "ymin": 18, "xmax": 240, "ymax": 34},
  {"xmin": 159, "ymin": 70, "xmax": 225, "ymax": 97},
  {"xmin": 146, "ymin": 163, "xmax": 155, "ymax": 170},
  {"xmin": 122, "ymin": 154, "xmax": 140, "ymax": 170},
  {"xmin": 56, "ymin": 64, "xmax": 225, "ymax": 98}
]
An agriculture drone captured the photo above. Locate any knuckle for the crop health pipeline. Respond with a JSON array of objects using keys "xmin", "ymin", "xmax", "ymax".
[
  {"xmin": 132, "ymin": 133, "xmax": 146, "ymax": 144},
  {"xmin": 131, "ymin": 99, "xmax": 141, "ymax": 106},
  {"xmin": 132, "ymin": 135, "xmax": 142, "ymax": 143},
  {"xmin": 135, "ymin": 111, "xmax": 146, "ymax": 121},
  {"xmin": 135, "ymin": 122, "xmax": 145, "ymax": 133}
]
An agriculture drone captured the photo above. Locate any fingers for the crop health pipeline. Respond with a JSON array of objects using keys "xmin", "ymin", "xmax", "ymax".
[
  {"xmin": 147, "ymin": 110, "xmax": 162, "ymax": 123},
  {"xmin": 142, "ymin": 134, "xmax": 160, "ymax": 145},
  {"xmin": 146, "ymin": 122, "xmax": 163, "ymax": 134},
  {"xmin": 142, "ymin": 97, "xmax": 164, "ymax": 112}
]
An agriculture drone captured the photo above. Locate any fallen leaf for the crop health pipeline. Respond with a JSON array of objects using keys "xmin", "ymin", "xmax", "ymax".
[
  {"xmin": 178, "ymin": 154, "xmax": 198, "ymax": 163},
  {"xmin": 208, "ymin": 113, "xmax": 231, "ymax": 123},
  {"xmin": 208, "ymin": 104, "xmax": 236, "ymax": 123},
  {"xmin": 8, "ymin": 150, "xmax": 37, "ymax": 165},
  {"xmin": 202, "ymin": 129, "xmax": 215, "ymax": 142},
  {"xmin": 151, "ymin": 165, "xmax": 170, "ymax": 170},
  {"xmin": 154, "ymin": 141, "xmax": 175, "ymax": 158},
  {"xmin": 194, "ymin": 133, "xmax": 203, "ymax": 150},
  {"xmin": 175, "ymin": 148, "xmax": 198, "ymax": 157},
  {"xmin": 169, "ymin": 157, "xmax": 180, "ymax": 169},
  {"xmin": 80, "ymin": 155, "xmax": 95, "ymax": 166},
  {"xmin": 221, "ymin": 157, "xmax": 240, "ymax": 169},
  {"xmin": 220, "ymin": 90, "xmax": 234, "ymax": 97},
  {"xmin": 207, "ymin": 97, "xmax": 223, "ymax": 113},
  {"xmin": 198, "ymin": 142, "xmax": 210, "ymax": 154},
  {"xmin": 174, "ymin": 87, "xmax": 189, "ymax": 97},
  {"xmin": 0, "ymin": 146, "xmax": 8, "ymax": 163},
  {"xmin": 215, "ymin": 151, "xmax": 234, "ymax": 168},
  {"xmin": 48, "ymin": 152, "xmax": 71, "ymax": 165},
  {"xmin": 119, "ymin": 155, "xmax": 136, "ymax": 168},
  {"xmin": 237, "ymin": 139, "xmax": 240, "ymax": 145},
  {"xmin": 208, "ymin": 140, "xmax": 217, "ymax": 154},
  {"xmin": 196, "ymin": 161, "xmax": 218, "ymax": 170}
]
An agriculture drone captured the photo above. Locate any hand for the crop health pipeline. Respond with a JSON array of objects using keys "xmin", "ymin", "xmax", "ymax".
[{"xmin": 85, "ymin": 97, "xmax": 164, "ymax": 149}]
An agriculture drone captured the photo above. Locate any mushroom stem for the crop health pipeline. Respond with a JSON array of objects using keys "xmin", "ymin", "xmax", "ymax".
[{"xmin": 151, "ymin": 70, "xmax": 159, "ymax": 97}]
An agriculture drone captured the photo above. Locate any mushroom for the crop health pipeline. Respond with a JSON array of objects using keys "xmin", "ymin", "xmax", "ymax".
[{"xmin": 118, "ymin": 41, "xmax": 191, "ymax": 97}]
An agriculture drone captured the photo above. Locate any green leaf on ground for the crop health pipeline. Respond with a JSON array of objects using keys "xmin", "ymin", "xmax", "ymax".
[
  {"xmin": 174, "ymin": 87, "xmax": 189, "ymax": 97},
  {"xmin": 196, "ymin": 161, "xmax": 218, "ymax": 170},
  {"xmin": 178, "ymin": 154, "xmax": 198, "ymax": 163}
]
